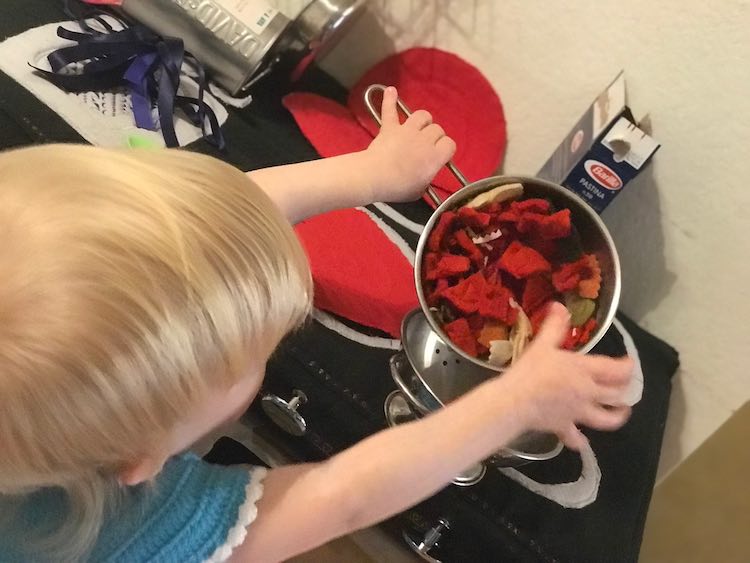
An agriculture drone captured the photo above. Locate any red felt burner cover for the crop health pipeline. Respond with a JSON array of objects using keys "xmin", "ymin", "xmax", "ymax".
[
  {"xmin": 295, "ymin": 208, "xmax": 417, "ymax": 337},
  {"xmin": 349, "ymin": 47, "xmax": 507, "ymax": 201},
  {"xmin": 282, "ymin": 92, "xmax": 373, "ymax": 157}
]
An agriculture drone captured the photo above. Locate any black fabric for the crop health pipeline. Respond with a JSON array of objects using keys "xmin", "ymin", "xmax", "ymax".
[
  {"xmin": 257, "ymin": 312, "xmax": 678, "ymax": 563},
  {"xmin": 0, "ymin": 4, "xmax": 680, "ymax": 561},
  {"xmin": 203, "ymin": 437, "xmax": 270, "ymax": 469}
]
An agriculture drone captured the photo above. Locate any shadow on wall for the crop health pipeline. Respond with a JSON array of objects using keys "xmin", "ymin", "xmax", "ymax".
[
  {"xmin": 601, "ymin": 161, "xmax": 684, "ymax": 477},
  {"xmin": 319, "ymin": 6, "xmax": 397, "ymax": 87},
  {"xmin": 321, "ymin": 0, "xmax": 500, "ymax": 88},
  {"xmin": 601, "ymin": 162, "xmax": 676, "ymax": 324}
]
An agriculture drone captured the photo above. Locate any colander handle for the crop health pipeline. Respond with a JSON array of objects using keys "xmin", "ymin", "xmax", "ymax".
[
  {"xmin": 389, "ymin": 353, "xmax": 432, "ymax": 414},
  {"xmin": 363, "ymin": 84, "xmax": 470, "ymax": 207}
]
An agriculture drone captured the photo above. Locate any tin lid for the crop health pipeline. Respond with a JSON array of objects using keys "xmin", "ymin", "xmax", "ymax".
[{"xmin": 280, "ymin": 0, "xmax": 367, "ymax": 82}]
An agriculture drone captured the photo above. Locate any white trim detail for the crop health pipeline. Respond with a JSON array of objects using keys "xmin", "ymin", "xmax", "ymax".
[
  {"xmin": 371, "ymin": 202, "xmax": 425, "ymax": 235},
  {"xmin": 612, "ymin": 318, "xmax": 645, "ymax": 406},
  {"xmin": 498, "ymin": 442, "xmax": 601, "ymax": 509},
  {"xmin": 204, "ymin": 467, "xmax": 268, "ymax": 563},
  {"xmin": 497, "ymin": 319, "xmax": 645, "ymax": 507},
  {"xmin": 313, "ymin": 309, "xmax": 402, "ymax": 350},
  {"xmin": 355, "ymin": 207, "xmax": 415, "ymax": 266}
]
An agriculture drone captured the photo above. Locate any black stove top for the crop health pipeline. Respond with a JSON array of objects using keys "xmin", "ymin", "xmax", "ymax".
[{"xmin": 249, "ymin": 310, "xmax": 677, "ymax": 563}]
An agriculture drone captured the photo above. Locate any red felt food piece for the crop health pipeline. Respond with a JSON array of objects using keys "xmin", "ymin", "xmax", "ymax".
[
  {"xmin": 478, "ymin": 284, "xmax": 517, "ymax": 325},
  {"xmin": 443, "ymin": 318, "xmax": 479, "ymax": 357},
  {"xmin": 483, "ymin": 202, "xmax": 503, "ymax": 216},
  {"xmin": 552, "ymin": 255, "xmax": 591, "ymax": 293},
  {"xmin": 349, "ymin": 48, "xmax": 507, "ymax": 204},
  {"xmin": 547, "ymin": 209, "xmax": 572, "ymax": 237},
  {"xmin": 498, "ymin": 241, "xmax": 552, "ymax": 279},
  {"xmin": 578, "ymin": 318, "xmax": 598, "ymax": 345},
  {"xmin": 428, "ymin": 211, "xmax": 456, "ymax": 252},
  {"xmin": 524, "ymin": 235, "xmax": 558, "ymax": 262},
  {"xmin": 425, "ymin": 252, "xmax": 439, "ymax": 273},
  {"xmin": 562, "ymin": 329, "xmax": 578, "ymax": 350},
  {"xmin": 510, "ymin": 198, "xmax": 552, "ymax": 215},
  {"xmin": 467, "ymin": 313, "xmax": 485, "ymax": 332},
  {"xmin": 517, "ymin": 209, "xmax": 571, "ymax": 240},
  {"xmin": 453, "ymin": 229, "xmax": 484, "ymax": 264},
  {"xmin": 427, "ymin": 278, "xmax": 450, "ymax": 307},
  {"xmin": 426, "ymin": 254, "xmax": 471, "ymax": 280},
  {"xmin": 457, "ymin": 206, "xmax": 491, "ymax": 230},
  {"xmin": 563, "ymin": 318, "xmax": 598, "ymax": 350},
  {"xmin": 497, "ymin": 209, "xmax": 521, "ymax": 223},
  {"xmin": 295, "ymin": 208, "xmax": 416, "ymax": 337},
  {"xmin": 522, "ymin": 276, "xmax": 554, "ymax": 314},
  {"xmin": 442, "ymin": 272, "xmax": 487, "ymax": 314},
  {"xmin": 578, "ymin": 254, "xmax": 602, "ymax": 299}
]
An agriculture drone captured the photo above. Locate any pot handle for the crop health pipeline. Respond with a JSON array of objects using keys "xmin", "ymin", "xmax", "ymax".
[{"xmin": 363, "ymin": 84, "xmax": 470, "ymax": 207}]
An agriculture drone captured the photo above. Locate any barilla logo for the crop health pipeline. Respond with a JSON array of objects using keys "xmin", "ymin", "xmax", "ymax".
[{"xmin": 584, "ymin": 160, "xmax": 622, "ymax": 190}]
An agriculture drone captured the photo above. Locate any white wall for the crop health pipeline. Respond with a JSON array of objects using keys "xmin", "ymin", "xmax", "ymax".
[{"xmin": 315, "ymin": 0, "xmax": 750, "ymax": 478}]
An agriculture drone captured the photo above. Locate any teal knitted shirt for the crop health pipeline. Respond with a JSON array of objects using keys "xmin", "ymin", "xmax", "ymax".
[{"xmin": 0, "ymin": 453, "xmax": 266, "ymax": 562}]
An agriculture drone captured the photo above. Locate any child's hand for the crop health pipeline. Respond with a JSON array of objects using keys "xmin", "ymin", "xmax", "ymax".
[
  {"xmin": 503, "ymin": 303, "xmax": 634, "ymax": 450},
  {"xmin": 365, "ymin": 86, "xmax": 457, "ymax": 203}
]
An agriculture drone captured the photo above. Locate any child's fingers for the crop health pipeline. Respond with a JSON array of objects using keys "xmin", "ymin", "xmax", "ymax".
[
  {"xmin": 594, "ymin": 385, "xmax": 630, "ymax": 406},
  {"xmin": 583, "ymin": 405, "xmax": 631, "ymax": 431},
  {"xmin": 435, "ymin": 136, "xmax": 457, "ymax": 161},
  {"xmin": 406, "ymin": 109, "xmax": 433, "ymax": 130},
  {"xmin": 423, "ymin": 123, "xmax": 446, "ymax": 143},
  {"xmin": 380, "ymin": 86, "xmax": 400, "ymax": 129},
  {"xmin": 534, "ymin": 302, "xmax": 571, "ymax": 348},
  {"xmin": 587, "ymin": 356, "xmax": 634, "ymax": 386},
  {"xmin": 559, "ymin": 423, "xmax": 588, "ymax": 451}
]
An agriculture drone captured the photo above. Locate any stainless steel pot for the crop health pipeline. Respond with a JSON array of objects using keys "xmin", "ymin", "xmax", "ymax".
[
  {"xmin": 364, "ymin": 83, "xmax": 622, "ymax": 466},
  {"xmin": 282, "ymin": 0, "xmax": 368, "ymax": 82}
]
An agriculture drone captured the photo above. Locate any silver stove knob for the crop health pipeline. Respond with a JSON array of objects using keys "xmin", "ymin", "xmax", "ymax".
[
  {"xmin": 261, "ymin": 390, "xmax": 308, "ymax": 436},
  {"xmin": 402, "ymin": 518, "xmax": 451, "ymax": 563}
]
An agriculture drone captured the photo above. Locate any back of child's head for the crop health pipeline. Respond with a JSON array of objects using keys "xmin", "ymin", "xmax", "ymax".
[{"xmin": 0, "ymin": 144, "xmax": 312, "ymax": 557}]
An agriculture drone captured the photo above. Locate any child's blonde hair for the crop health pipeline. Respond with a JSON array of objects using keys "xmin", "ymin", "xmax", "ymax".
[{"xmin": 0, "ymin": 144, "xmax": 312, "ymax": 558}]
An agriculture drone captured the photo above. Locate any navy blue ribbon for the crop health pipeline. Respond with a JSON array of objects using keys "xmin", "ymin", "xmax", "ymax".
[{"xmin": 34, "ymin": 3, "xmax": 226, "ymax": 151}]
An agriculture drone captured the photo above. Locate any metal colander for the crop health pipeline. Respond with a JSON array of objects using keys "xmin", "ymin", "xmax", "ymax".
[{"xmin": 390, "ymin": 309, "xmax": 563, "ymax": 467}]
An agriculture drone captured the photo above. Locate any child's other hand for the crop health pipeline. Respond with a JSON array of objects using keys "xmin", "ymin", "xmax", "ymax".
[
  {"xmin": 503, "ymin": 303, "xmax": 634, "ymax": 450},
  {"xmin": 365, "ymin": 86, "xmax": 456, "ymax": 203}
]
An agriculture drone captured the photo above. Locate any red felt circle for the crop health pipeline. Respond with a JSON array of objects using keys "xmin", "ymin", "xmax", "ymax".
[{"xmin": 349, "ymin": 48, "xmax": 507, "ymax": 203}]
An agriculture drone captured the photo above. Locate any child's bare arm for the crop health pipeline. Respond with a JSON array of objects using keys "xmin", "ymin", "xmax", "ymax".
[
  {"xmin": 247, "ymin": 87, "xmax": 456, "ymax": 223},
  {"xmin": 230, "ymin": 305, "xmax": 633, "ymax": 562}
]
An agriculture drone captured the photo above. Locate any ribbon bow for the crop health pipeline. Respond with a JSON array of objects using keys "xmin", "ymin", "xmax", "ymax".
[{"xmin": 34, "ymin": 1, "xmax": 225, "ymax": 150}]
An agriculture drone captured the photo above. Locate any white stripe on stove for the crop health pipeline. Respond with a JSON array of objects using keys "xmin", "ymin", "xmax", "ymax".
[
  {"xmin": 312, "ymin": 309, "xmax": 402, "ymax": 350},
  {"xmin": 496, "ymin": 321, "xmax": 644, "ymax": 507},
  {"xmin": 498, "ymin": 441, "xmax": 601, "ymax": 509},
  {"xmin": 355, "ymin": 207, "xmax": 415, "ymax": 266},
  {"xmin": 372, "ymin": 202, "xmax": 425, "ymax": 235},
  {"xmin": 613, "ymin": 318, "xmax": 644, "ymax": 406}
]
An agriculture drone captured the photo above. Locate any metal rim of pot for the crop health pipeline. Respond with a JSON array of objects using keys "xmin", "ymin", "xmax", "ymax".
[{"xmin": 414, "ymin": 175, "xmax": 622, "ymax": 369}]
